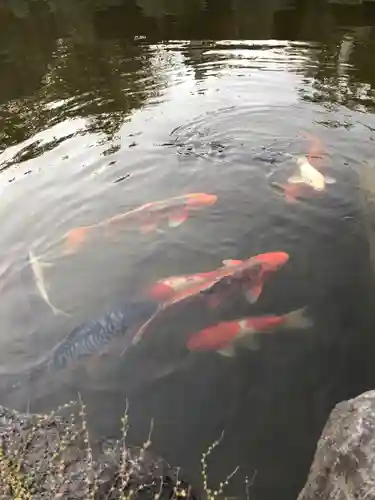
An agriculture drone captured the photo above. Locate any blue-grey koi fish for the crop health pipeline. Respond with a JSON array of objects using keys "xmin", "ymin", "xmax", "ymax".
[{"xmin": 3, "ymin": 297, "xmax": 159, "ymax": 391}]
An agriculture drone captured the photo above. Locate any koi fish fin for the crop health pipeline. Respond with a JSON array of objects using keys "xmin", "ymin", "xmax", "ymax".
[
  {"xmin": 217, "ymin": 346, "xmax": 236, "ymax": 357},
  {"xmin": 240, "ymin": 335, "xmax": 261, "ymax": 351},
  {"xmin": 285, "ymin": 193, "xmax": 298, "ymax": 204},
  {"xmin": 270, "ymin": 181, "xmax": 299, "ymax": 203},
  {"xmin": 130, "ymin": 310, "xmax": 159, "ymax": 347},
  {"xmin": 222, "ymin": 259, "xmax": 242, "ymax": 267},
  {"xmin": 28, "ymin": 251, "xmax": 68, "ymax": 316},
  {"xmin": 153, "ymin": 362, "xmax": 181, "ymax": 381},
  {"xmin": 168, "ymin": 209, "xmax": 189, "ymax": 228},
  {"xmin": 244, "ymin": 283, "xmax": 263, "ymax": 304},
  {"xmin": 140, "ymin": 224, "xmax": 158, "ymax": 234},
  {"xmin": 65, "ymin": 227, "xmax": 91, "ymax": 253},
  {"xmin": 29, "ymin": 254, "xmax": 54, "ymax": 271},
  {"xmin": 41, "ymin": 261, "xmax": 54, "ymax": 269},
  {"xmin": 283, "ymin": 183, "xmax": 302, "ymax": 203},
  {"xmin": 287, "ymin": 175, "xmax": 305, "ymax": 184},
  {"xmin": 324, "ymin": 176, "xmax": 336, "ymax": 185},
  {"xmin": 283, "ymin": 307, "xmax": 313, "ymax": 330},
  {"xmin": 50, "ymin": 304, "xmax": 70, "ymax": 317}
]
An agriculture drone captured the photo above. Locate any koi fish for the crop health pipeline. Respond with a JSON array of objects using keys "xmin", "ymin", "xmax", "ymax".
[
  {"xmin": 28, "ymin": 250, "xmax": 68, "ymax": 316},
  {"xmin": 147, "ymin": 251, "xmax": 289, "ymax": 305},
  {"xmin": 131, "ymin": 252, "xmax": 289, "ymax": 347},
  {"xmin": 304, "ymin": 131, "xmax": 325, "ymax": 166},
  {"xmin": 287, "ymin": 156, "xmax": 336, "ymax": 192},
  {"xmin": 4, "ymin": 297, "xmax": 159, "ymax": 393},
  {"xmin": 187, "ymin": 307, "xmax": 313, "ymax": 357},
  {"xmin": 281, "ymin": 133, "xmax": 336, "ymax": 202},
  {"xmin": 64, "ymin": 192, "xmax": 218, "ymax": 253}
]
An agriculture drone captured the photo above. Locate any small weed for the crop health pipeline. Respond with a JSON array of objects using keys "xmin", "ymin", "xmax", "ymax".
[{"xmin": 0, "ymin": 400, "xmax": 250, "ymax": 499}]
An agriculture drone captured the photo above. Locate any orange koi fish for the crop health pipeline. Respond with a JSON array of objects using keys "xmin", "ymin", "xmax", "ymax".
[
  {"xmin": 305, "ymin": 131, "xmax": 324, "ymax": 165},
  {"xmin": 147, "ymin": 251, "xmax": 289, "ymax": 306},
  {"xmin": 131, "ymin": 251, "xmax": 289, "ymax": 347},
  {"xmin": 64, "ymin": 193, "xmax": 218, "ymax": 253},
  {"xmin": 187, "ymin": 307, "xmax": 312, "ymax": 357}
]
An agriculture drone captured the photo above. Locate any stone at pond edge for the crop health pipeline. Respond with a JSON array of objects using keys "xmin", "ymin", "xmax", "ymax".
[
  {"xmin": 0, "ymin": 404, "xmax": 199, "ymax": 500},
  {"xmin": 297, "ymin": 390, "xmax": 375, "ymax": 500}
]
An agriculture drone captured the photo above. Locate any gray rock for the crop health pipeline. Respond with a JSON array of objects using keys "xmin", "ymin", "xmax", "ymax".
[
  {"xmin": 0, "ymin": 403, "xmax": 198, "ymax": 500},
  {"xmin": 298, "ymin": 390, "xmax": 375, "ymax": 500}
]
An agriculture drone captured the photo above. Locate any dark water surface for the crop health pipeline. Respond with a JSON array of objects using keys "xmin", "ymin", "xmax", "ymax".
[{"xmin": 2, "ymin": 0, "xmax": 375, "ymax": 498}]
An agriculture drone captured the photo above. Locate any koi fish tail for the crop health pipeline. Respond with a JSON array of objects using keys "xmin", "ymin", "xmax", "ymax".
[
  {"xmin": 64, "ymin": 226, "xmax": 92, "ymax": 253},
  {"xmin": 283, "ymin": 307, "xmax": 313, "ymax": 330},
  {"xmin": 245, "ymin": 281, "xmax": 264, "ymax": 304},
  {"xmin": 129, "ymin": 313, "xmax": 157, "ymax": 347}
]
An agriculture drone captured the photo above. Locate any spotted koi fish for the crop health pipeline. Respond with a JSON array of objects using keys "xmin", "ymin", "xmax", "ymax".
[{"xmin": 4, "ymin": 297, "xmax": 159, "ymax": 392}]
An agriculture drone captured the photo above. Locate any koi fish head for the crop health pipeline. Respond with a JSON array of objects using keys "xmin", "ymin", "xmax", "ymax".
[
  {"xmin": 251, "ymin": 251, "xmax": 289, "ymax": 273},
  {"xmin": 185, "ymin": 193, "xmax": 218, "ymax": 208},
  {"xmin": 240, "ymin": 252, "xmax": 289, "ymax": 303}
]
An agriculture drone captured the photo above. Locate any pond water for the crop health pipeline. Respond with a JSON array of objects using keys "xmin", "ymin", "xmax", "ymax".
[{"xmin": 1, "ymin": 0, "xmax": 375, "ymax": 498}]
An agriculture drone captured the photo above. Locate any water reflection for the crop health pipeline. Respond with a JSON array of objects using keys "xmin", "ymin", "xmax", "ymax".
[
  {"xmin": 0, "ymin": 37, "xmax": 167, "ymax": 166},
  {"xmin": 1, "ymin": 1, "xmax": 375, "ymax": 500},
  {"xmin": 0, "ymin": 0, "xmax": 375, "ymax": 168}
]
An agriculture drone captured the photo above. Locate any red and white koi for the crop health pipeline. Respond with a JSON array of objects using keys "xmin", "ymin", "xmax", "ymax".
[
  {"xmin": 131, "ymin": 251, "xmax": 289, "ymax": 347},
  {"xmin": 187, "ymin": 307, "xmax": 312, "ymax": 357},
  {"xmin": 147, "ymin": 251, "xmax": 289, "ymax": 306}
]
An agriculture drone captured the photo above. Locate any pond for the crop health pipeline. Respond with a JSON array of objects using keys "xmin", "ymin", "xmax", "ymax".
[{"xmin": 1, "ymin": 0, "xmax": 375, "ymax": 499}]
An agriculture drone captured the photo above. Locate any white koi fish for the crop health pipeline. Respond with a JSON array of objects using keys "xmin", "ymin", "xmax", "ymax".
[
  {"xmin": 28, "ymin": 250, "xmax": 68, "ymax": 316},
  {"xmin": 288, "ymin": 156, "xmax": 336, "ymax": 192}
]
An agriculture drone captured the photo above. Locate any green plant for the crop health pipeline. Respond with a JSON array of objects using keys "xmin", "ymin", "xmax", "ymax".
[{"xmin": 0, "ymin": 399, "xmax": 251, "ymax": 499}]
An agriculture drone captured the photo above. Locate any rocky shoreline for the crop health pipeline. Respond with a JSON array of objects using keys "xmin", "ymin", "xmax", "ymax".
[
  {"xmin": 2, "ymin": 390, "xmax": 375, "ymax": 499},
  {"xmin": 298, "ymin": 390, "xmax": 375, "ymax": 500},
  {"xmin": 0, "ymin": 402, "xmax": 198, "ymax": 500}
]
